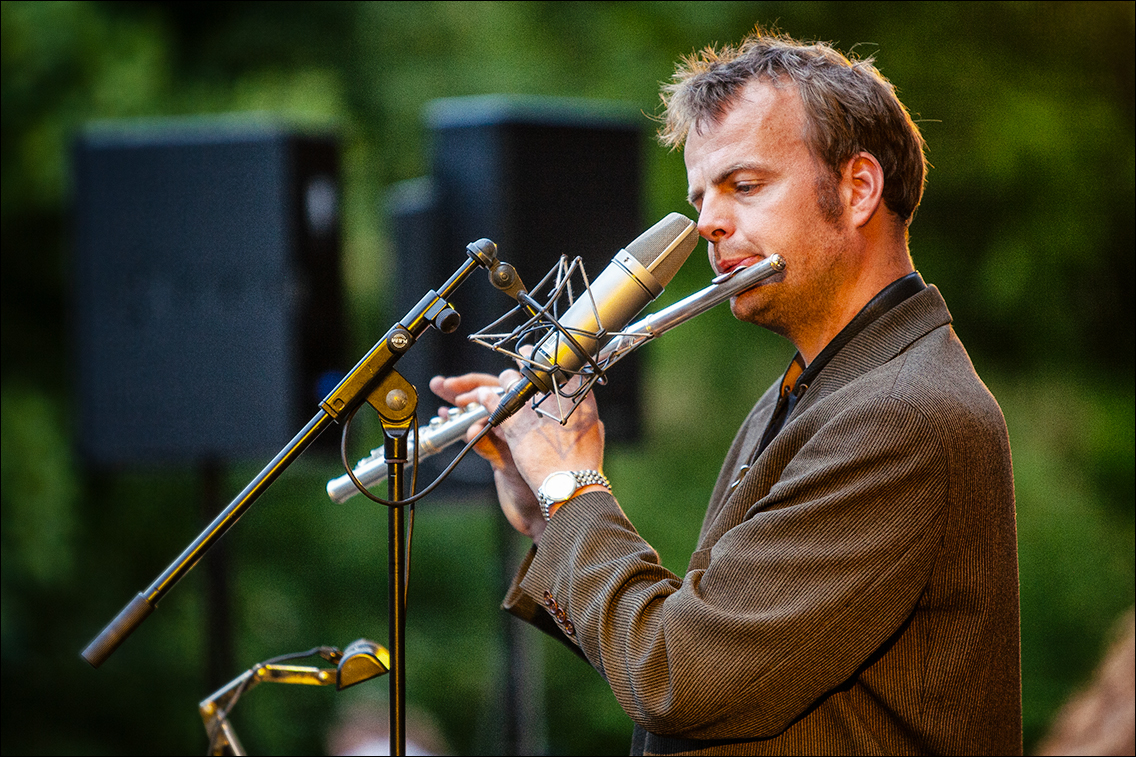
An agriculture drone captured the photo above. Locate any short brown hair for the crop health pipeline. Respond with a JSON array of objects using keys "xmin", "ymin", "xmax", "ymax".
[{"xmin": 660, "ymin": 29, "xmax": 927, "ymax": 225}]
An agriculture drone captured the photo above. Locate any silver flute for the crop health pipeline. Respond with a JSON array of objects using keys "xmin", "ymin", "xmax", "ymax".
[{"xmin": 326, "ymin": 254, "xmax": 785, "ymax": 503}]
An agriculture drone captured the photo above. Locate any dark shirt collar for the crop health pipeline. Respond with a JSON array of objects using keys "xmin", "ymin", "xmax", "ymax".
[
  {"xmin": 789, "ymin": 271, "xmax": 927, "ymax": 393},
  {"xmin": 758, "ymin": 271, "xmax": 927, "ymax": 456}
]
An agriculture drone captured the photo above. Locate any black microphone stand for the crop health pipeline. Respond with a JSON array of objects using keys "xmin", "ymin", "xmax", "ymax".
[{"xmin": 82, "ymin": 238, "xmax": 505, "ymax": 757}]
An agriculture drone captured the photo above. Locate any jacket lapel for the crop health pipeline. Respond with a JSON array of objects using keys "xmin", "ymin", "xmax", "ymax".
[{"xmin": 695, "ymin": 286, "xmax": 953, "ymax": 554}]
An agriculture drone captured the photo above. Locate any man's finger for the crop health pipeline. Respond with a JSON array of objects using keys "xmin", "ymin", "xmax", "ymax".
[{"xmin": 430, "ymin": 373, "xmax": 502, "ymax": 404}]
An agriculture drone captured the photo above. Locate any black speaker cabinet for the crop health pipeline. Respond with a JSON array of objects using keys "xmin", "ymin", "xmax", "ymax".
[
  {"xmin": 74, "ymin": 119, "xmax": 345, "ymax": 465},
  {"xmin": 389, "ymin": 96, "xmax": 644, "ymax": 457}
]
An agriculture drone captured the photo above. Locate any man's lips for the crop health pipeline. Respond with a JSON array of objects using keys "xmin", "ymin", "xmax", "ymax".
[{"xmin": 712, "ymin": 255, "xmax": 765, "ymax": 279}]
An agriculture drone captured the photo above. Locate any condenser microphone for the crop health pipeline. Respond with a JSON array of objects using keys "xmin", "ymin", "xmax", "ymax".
[{"xmin": 488, "ymin": 212, "xmax": 699, "ymax": 426}]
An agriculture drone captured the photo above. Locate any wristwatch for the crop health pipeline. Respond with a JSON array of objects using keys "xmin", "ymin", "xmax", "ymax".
[{"xmin": 537, "ymin": 470, "xmax": 610, "ymax": 521}]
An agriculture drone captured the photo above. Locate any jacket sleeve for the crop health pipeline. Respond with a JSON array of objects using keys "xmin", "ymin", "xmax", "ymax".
[{"xmin": 506, "ymin": 394, "xmax": 949, "ymax": 740}]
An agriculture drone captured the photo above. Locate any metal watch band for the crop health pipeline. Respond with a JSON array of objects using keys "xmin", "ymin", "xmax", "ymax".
[{"xmin": 537, "ymin": 470, "xmax": 611, "ymax": 521}]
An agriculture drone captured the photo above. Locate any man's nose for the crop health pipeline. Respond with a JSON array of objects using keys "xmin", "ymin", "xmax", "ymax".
[{"xmin": 696, "ymin": 193, "xmax": 733, "ymax": 244}]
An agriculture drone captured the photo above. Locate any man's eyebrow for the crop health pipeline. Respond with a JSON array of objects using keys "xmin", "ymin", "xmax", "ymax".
[{"xmin": 687, "ymin": 162, "xmax": 769, "ymax": 205}]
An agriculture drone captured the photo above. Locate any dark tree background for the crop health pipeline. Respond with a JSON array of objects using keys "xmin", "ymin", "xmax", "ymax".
[{"xmin": 2, "ymin": 2, "xmax": 1132, "ymax": 754}]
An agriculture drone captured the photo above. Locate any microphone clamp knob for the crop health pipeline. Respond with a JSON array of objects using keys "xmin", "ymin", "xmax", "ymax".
[
  {"xmin": 432, "ymin": 306, "xmax": 461, "ymax": 334},
  {"xmin": 387, "ymin": 327, "xmax": 414, "ymax": 353}
]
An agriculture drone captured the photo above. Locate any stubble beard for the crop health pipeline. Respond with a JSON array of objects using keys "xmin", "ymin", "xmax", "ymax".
[
  {"xmin": 732, "ymin": 219, "xmax": 849, "ymax": 343},
  {"xmin": 730, "ymin": 264, "xmax": 842, "ymax": 340},
  {"xmin": 729, "ymin": 167, "xmax": 850, "ymax": 340}
]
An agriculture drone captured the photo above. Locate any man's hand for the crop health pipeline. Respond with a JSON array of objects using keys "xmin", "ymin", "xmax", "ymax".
[{"xmin": 429, "ymin": 371, "xmax": 605, "ymax": 544}]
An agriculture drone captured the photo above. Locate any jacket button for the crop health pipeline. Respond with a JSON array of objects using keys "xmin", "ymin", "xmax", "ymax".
[{"xmin": 563, "ymin": 621, "xmax": 575, "ymax": 636}]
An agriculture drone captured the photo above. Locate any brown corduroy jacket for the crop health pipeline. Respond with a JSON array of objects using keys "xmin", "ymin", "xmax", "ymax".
[{"xmin": 504, "ymin": 285, "xmax": 1022, "ymax": 755}]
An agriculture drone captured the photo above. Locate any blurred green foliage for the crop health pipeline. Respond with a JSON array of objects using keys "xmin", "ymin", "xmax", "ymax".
[{"xmin": 2, "ymin": 1, "xmax": 1133, "ymax": 754}]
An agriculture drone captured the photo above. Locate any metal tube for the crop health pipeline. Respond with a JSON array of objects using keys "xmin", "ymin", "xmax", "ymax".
[
  {"xmin": 600, "ymin": 254, "xmax": 785, "ymax": 355},
  {"xmin": 386, "ymin": 430, "xmax": 408, "ymax": 757},
  {"xmin": 82, "ymin": 410, "xmax": 334, "ymax": 668}
]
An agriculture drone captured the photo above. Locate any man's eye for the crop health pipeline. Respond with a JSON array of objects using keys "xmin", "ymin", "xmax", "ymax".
[{"xmin": 735, "ymin": 183, "xmax": 759, "ymax": 195}]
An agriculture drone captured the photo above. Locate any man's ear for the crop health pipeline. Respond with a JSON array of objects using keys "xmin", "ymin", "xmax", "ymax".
[{"xmin": 845, "ymin": 152, "xmax": 885, "ymax": 228}]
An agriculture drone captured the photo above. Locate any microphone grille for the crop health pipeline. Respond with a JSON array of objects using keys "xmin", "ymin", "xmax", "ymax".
[{"xmin": 625, "ymin": 212, "xmax": 699, "ymax": 287}]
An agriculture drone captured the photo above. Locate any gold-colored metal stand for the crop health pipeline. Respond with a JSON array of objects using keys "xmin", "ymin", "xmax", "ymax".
[{"xmin": 200, "ymin": 640, "xmax": 391, "ymax": 756}]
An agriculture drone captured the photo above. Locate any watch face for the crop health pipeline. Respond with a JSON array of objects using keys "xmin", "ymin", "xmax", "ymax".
[{"xmin": 543, "ymin": 471, "xmax": 578, "ymax": 502}]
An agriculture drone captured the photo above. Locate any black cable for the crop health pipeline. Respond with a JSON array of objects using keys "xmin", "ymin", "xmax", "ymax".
[{"xmin": 338, "ymin": 402, "xmax": 493, "ymax": 507}]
